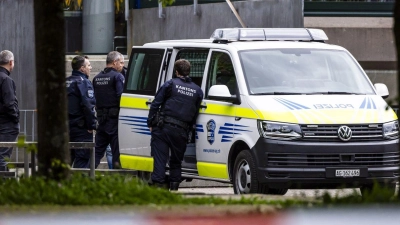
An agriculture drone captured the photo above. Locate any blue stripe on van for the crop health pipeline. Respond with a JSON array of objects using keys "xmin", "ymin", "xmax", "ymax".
[
  {"xmin": 278, "ymin": 98, "xmax": 309, "ymax": 110},
  {"xmin": 274, "ymin": 98, "xmax": 296, "ymax": 110},
  {"xmin": 359, "ymin": 97, "xmax": 376, "ymax": 109}
]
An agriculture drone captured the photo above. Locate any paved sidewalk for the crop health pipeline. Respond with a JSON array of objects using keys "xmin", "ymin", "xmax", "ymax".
[{"xmin": 2, "ymin": 205, "xmax": 400, "ymax": 225}]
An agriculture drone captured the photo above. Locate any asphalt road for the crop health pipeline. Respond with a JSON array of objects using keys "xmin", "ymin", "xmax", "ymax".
[{"xmin": 177, "ymin": 186, "xmax": 360, "ymax": 198}]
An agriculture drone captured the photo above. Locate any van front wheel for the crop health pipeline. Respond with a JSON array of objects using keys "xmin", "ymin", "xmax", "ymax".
[{"xmin": 233, "ymin": 150, "xmax": 260, "ymax": 194}]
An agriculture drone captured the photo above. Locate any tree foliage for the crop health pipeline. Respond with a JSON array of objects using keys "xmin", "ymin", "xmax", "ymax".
[{"xmin": 159, "ymin": 0, "xmax": 175, "ymax": 7}]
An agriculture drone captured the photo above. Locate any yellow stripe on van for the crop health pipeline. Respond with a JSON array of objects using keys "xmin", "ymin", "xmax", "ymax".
[
  {"xmin": 255, "ymin": 109, "xmax": 397, "ymax": 124},
  {"xmin": 120, "ymin": 96, "xmax": 149, "ymax": 110},
  {"xmin": 256, "ymin": 110, "xmax": 297, "ymax": 123},
  {"xmin": 120, "ymin": 154, "xmax": 153, "ymax": 172},
  {"xmin": 236, "ymin": 107, "xmax": 259, "ymax": 119},
  {"xmin": 197, "ymin": 162, "xmax": 229, "ymax": 179},
  {"xmin": 120, "ymin": 96, "xmax": 398, "ymax": 124},
  {"xmin": 201, "ymin": 103, "xmax": 236, "ymax": 117},
  {"xmin": 201, "ymin": 103, "xmax": 259, "ymax": 119}
]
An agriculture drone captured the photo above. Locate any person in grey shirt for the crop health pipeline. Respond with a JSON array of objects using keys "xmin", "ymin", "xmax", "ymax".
[{"xmin": 0, "ymin": 50, "xmax": 19, "ymax": 171}]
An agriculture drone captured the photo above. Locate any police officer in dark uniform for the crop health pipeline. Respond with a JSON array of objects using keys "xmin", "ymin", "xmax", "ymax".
[
  {"xmin": 93, "ymin": 51, "xmax": 125, "ymax": 169},
  {"xmin": 66, "ymin": 55, "xmax": 96, "ymax": 168},
  {"xmin": 0, "ymin": 50, "xmax": 19, "ymax": 172},
  {"xmin": 148, "ymin": 59, "xmax": 203, "ymax": 191}
]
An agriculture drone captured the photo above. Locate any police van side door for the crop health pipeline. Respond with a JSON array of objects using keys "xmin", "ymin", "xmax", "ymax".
[
  {"xmin": 172, "ymin": 48, "xmax": 210, "ymax": 170},
  {"xmin": 196, "ymin": 50, "xmax": 239, "ymax": 180},
  {"xmin": 119, "ymin": 47, "xmax": 171, "ymax": 171}
]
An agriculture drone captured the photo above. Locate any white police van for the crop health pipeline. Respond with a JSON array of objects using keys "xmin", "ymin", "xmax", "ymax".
[{"xmin": 119, "ymin": 28, "xmax": 399, "ymax": 195}]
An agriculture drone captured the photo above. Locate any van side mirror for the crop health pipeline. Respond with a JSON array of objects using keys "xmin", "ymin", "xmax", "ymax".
[
  {"xmin": 374, "ymin": 83, "xmax": 389, "ymax": 99},
  {"xmin": 208, "ymin": 85, "xmax": 240, "ymax": 104}
]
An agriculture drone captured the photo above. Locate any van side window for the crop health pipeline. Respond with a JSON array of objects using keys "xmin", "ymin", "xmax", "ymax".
[
  {"xmin": 205, "ymin": 52, "xmax": 237, "ymax": 98},
  {"xmin": 125, "ymin": 49, "xmax": 164, "ymax": 95},
  {"xmin": 175, "ymin": 50, "xmax": 209, "ymax": 87}
]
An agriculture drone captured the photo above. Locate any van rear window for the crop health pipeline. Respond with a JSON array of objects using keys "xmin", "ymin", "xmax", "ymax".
[
  {"xmin": 125, "ymin": 49, "xmax": 165, "ymax": 95},
  {"xmin": 176, "ymin": 50, "xmax": 209, "ymax": 87}
]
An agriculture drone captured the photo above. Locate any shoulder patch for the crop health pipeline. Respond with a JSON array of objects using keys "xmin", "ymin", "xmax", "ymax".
[
  {"xmin": 66, "ymin": 80, "xmax": 73, "ymax": 88},
  {"xmin": 88, "ymin": 90, "xmax": 94, "ymax": 98}
]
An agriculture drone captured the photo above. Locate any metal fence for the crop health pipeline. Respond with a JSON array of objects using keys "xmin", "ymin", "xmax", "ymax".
[
  {"xmin": 12, "ymin": 110, "xmax": 37, "ymax": 165},
  {"xmin": 2, "ymin": 110, "xmax": 136, "ymax": 178},
  {"xmin": 0, "ymin": 142, "xmax": 95, "ymax": 178}
]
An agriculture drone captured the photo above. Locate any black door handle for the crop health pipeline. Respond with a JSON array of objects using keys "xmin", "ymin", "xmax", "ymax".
[
  {"xmin": 146, "ymin": 101, "xmax": 152, "ymax": 105},
  {"xmin": 200, "ymin": 104, "xmax": 207, "ymax": 109}
]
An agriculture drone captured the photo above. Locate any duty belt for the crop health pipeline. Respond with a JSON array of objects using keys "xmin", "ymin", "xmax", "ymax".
[
  {"xmin": 164, "ymin": 116, "xmax": 189, "ymax": 130},
  {"xmin": 97, "ymin": 108, "xmax": 119, "ymax": 118}
]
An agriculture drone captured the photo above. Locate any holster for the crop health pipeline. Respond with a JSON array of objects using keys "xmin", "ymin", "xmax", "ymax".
[
  {"xmin": 108, "ymin": 108, "xmax": 119, "ymax": 118},
  {"xmin": 187, "ymin": 126, "xmax": 195, "ymax": 143},
  {"xmin": 151, "ymin": 111, "xmax": 164, "ymax": 128},
  {"xmin": 97, "ymin": 108, "xmax": 108, "ymax": 123}
]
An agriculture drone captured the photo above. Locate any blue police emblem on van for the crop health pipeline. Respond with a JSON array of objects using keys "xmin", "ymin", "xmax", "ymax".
[{"xmin": 207, "ymin": 119, "xmax": 216, "ymax": 145}]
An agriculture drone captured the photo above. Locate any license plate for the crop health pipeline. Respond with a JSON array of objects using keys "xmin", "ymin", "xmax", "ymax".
[{"xmin": 335, "ymin": 169, "xmax": 360, "ymax": 177}]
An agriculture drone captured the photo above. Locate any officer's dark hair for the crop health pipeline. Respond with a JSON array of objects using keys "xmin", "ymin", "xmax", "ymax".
[
  {"xmin": 106, "ymin": 51, "xmax": 123, "ymax": 65},
  {"xmin": 71, "ymin": 55, "xmax": 89, "ymax": 71},
  {"xmin": 174, "ymin": 59, "xmax": 191, "ymax": 76}
]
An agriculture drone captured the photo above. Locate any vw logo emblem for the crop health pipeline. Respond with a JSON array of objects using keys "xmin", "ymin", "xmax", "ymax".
[{"xmin": 338, "ymin": 126, "xmax": 352, "ymax": 141}]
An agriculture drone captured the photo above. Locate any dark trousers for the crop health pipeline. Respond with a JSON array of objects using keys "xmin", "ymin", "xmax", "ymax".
[
  {"xmin": 69, "ymin": 126, "xmax": 93, "ymax": 168},
  {"xmin": 95, "ymin": 118, "xmax": 120, "ymax": 168},
  {"xmin": 0, "ymin": 121, "xmax": 19, "ymax": 171},
  {"xmin": 151, "ymin": 124, "xmax": 188, "ymax": 184}
]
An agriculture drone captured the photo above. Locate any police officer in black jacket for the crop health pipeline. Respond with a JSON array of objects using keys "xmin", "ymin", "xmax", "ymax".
[
  {"xmin": 93, "ymin": 51, "xmax": 125, "ymax": 169},
  {"xmin": 148, "ymin": 59, "xmax": 203, "ymax": 191},
  {"xmin": 66, "ymin": 55, "xmax": 96, "ymax": 168},
  {"xmin": 0, "ymin": 50, "xmax": 19, "ymax": 171}
]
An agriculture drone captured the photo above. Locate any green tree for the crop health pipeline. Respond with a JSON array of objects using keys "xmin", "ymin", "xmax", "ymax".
[
  {"xmin": 34, "ymin": 0, "xmax": 70, "ymax": 180},
  {"xmin": 159, "ymin": 0, "xmax": 175, "ymax": 7}
]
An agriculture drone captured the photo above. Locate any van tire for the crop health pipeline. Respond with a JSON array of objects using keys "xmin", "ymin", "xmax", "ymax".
[
  {"xmin": 233, "ymin": 150, "xmax": 260, "ymax": 194},
  {"xmin": 264, "ymin": 188, "xmax": 288, "ymax": 195},
  {"xmin": 137, "ymin": 171, "xmax": 152, "ymax": 184}
]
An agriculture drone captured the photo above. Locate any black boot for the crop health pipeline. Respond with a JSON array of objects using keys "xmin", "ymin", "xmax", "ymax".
[
  {"xmin": 150, "ymin": 182, "xmax": 169, "ymax": 190},
  {"xmin": 170, "ymin": 182, "xmax": 180, "ymax": 191}
]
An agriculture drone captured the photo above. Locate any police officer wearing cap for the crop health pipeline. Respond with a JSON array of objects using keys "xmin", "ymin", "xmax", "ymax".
[
  {"xmin": 93, "ymin": 51, "xmax": 125, "ymax": 169},
  {"xmin": 66, "ymin": 55, "xmax": 96, "ymax": 168},
  {"xmin": 148, "ymin": 59, "xmax": 203, "ymax": 191}
]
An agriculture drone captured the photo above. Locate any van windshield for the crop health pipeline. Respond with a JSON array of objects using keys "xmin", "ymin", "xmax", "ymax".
[{"xmin": 239, "ymin": 49, "xmax": 375, "ymax": 95}]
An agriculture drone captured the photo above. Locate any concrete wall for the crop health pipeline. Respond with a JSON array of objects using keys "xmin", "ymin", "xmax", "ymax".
[
  {"xmin": 305, "ymin": 17, "xmax": 395, "ymax": 69},
  {"xmin": 305, "ymin": 17, "xmax": 398, "ymax": 102},
  {"xmin": 128, "ymin": 0, "xmax": 304, "ymax": 47},
  {"xmin": 0, "ymin": 0, "xmax": 36, "ymax": 110},
  {"xmin": 0, "ymin": 0, "xmax": 36, "ymax": 162},
  {"xmin": 366, "ymin": 70, "xmax": 397, "ymax": 103}
]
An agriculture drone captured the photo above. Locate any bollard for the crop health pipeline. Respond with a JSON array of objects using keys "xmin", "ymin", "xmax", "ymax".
[
  {"xmin": 90, "ymin": 146, "xmax": 95, "ymax": 178},
  {"xmin": 24, "ymin": 148, "xmax": 29, "ymax": 176},
  {"xmin": 31, "ymin": 150, "xmax": 36, "ymax": 176}
]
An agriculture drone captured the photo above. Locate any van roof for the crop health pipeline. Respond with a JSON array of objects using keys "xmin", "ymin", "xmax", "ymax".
[{"xmin": 143, "ymin": 39, "xmax": 346, "ymax": 51}]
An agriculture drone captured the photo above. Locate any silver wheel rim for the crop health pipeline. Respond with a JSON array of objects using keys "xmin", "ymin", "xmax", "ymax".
[{"xmin": 235, "ymin": 159, "xmax": 251, "ymax": 193}]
